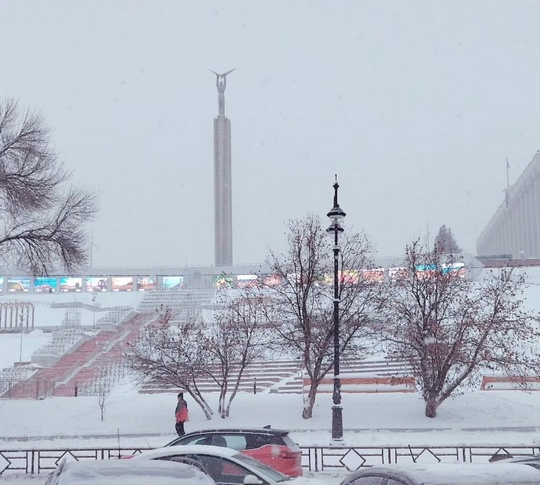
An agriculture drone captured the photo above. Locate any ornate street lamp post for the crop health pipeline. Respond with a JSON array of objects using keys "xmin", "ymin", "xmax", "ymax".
[
  {"xmin": 326, "ymin": 175, "xmax": 346, "ymax": 440},
  {"xmin": 92, "ymin": 292, "xmax": 97, "ymax": 330},
  {"xmin": 19, "ymin": 313, "xmax": 24, "ymax": 363}
]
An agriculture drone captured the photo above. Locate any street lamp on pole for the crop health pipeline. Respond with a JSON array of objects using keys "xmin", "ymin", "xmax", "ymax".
[
  {"xmin": 326, "ymin": 174, "xmax": 346, "ymax": 441},
  {"xmin": 19, "ymin": 313, "xmax": 24, "ymax": 363},
  {"xmin": 92, "ymin": 292, "xmax": 97, "ymax": 330}
]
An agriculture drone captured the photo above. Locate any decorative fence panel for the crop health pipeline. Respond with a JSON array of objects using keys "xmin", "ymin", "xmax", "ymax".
[{"xmin": 1, "ymin": 445, "xmax": 540, "ymax": 476}]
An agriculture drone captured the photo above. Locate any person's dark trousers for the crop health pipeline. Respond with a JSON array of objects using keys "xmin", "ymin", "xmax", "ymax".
[{"xmin": 175, "ymin": 421, "xmax": 185, "ymax": 436}]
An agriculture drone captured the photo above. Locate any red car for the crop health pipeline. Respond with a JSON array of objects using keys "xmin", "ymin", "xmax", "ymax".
[{"xmin": 163, "ymin": 426, "xmax": 303, "ymax": 477}]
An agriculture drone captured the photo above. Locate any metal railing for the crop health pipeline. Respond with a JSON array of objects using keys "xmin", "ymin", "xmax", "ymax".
[
  {"xmin": 1, "ymin": 444, "xmax": 539, "ymax": 476},
  {"xmin": 0, "ymin": 378, "xmax": 55, "ymax": 400}
]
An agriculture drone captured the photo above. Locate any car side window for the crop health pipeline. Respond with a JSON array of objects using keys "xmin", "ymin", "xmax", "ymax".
[
  {"xmin": 245, "ymin": 434, "xmax": 272, "ymax": 449},
  {"xmin": 217, "ymin": 434, "xmax": 246, "ymax": 451},
  {"xmin": 180, "ymin": 434, "xmax": 210, "ymax": 445},
  {"xmin": 210, "ymin": 434, "xmax": 228, "ymax": 447}
]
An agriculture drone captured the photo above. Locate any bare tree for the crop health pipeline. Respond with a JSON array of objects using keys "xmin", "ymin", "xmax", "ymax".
[
  {"xmin": 380, "ymin": 241, "xmax": 540, "ymax": 418},
  {"xmin": 201, "ymin": 287, "xmax": 272, "ymax": 418},
  {"xmin": 96, "ymin": 366, "xmax": 112, "ymax": 422},
  {"xmin": 0, "ymin": 99, "xmax": 98, "ymax": 273},
  {"xmin": 260, "ymin": 215, "xmax": 382, "ymax": 419},
  {"xmin": 125, "ymin": 306, "xmax": 214, "ymax": 419}
]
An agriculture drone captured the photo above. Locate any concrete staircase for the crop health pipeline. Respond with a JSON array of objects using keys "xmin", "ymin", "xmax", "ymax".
[
  {"xmin": 54, "ymin": 312, "xmax": 154, "ymax": 396},
  {"xmin": 2, "ymin": 312, "xmax": 154, "ymax": 399},
  {"xmin": 140, "ymin": 358, "xmax": 416, "ymax": 395},
  {"xmin": 270, "ymin": 358, "xmax": 415, "ymax": 394},
  {"xmin": 140, "ymin": 359, "xmax": 304, "ymax": 394},
  {"xmin": 2, "ymin": 337, "xmax": 105, "ymax": 398}
]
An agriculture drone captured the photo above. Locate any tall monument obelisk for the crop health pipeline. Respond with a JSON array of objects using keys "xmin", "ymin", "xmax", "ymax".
[{"xmin": 211, "ymin": 69, "xmax": 234, "ymax": 267}]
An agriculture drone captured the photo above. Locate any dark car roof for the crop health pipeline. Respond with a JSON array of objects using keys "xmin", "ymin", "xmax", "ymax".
[{"xmin": 182, "ymin": 427, "xmax": 290, "ymax": 436}]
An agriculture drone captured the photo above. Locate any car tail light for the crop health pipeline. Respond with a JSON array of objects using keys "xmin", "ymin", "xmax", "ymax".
[{"xmin": 120, "ymin": 455, "xmax": 135, "ymax": 460}]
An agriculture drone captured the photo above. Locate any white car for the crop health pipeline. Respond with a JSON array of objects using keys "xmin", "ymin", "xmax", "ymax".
[
  {"xmin": 44, "ymin": 457, "xmax": 216, "ymax": 485},
  {"xmin": 492, "ymin": 453, "xmax": 540, "ymax": 470},
  {"xmin": 128, "ymin": 444, "xmax": 302, "ymax": 485},
  {"xmin": 338, "ymin": 462, "xmax": 540, "ymax": 485}
]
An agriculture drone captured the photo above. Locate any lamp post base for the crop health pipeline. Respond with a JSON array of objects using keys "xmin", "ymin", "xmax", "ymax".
[{"xmin": 331, "ymin": 405, "xmax": 343, "ymax": 441}]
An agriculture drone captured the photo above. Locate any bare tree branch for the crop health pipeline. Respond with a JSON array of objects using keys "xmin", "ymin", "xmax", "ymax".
[
  {"xmin": 125, "ymin": 306, "xmax": 214, "ymax": 420},
  {"xmin": 259, "ymin": 214, "xmax": 383, "ymax": 419},
  {"xmin": 201, "ymin": 287, "xmax": 272, "ymax": 418},
  {"xmin": 380, "ymin": 240, "xmax": 540, "ymax": 418},
  {"xmin": 0, "ymin": 98, "xmax": 98, "ymax": 273}
]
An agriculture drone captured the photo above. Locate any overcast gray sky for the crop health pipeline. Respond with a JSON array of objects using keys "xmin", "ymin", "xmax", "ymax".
[{"xmin": 1, "ymin": 1, "xmax": 539, "ymax": 268}]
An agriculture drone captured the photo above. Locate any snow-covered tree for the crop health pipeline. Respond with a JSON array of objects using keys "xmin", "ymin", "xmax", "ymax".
[
  {"xmin": 125, "ymin": 306, "xmax": 214, "ymax": 419},
  {"xmin": 126, "ymin": 297, "xmax": 271, "ymax": 420},
  {"xmin": 379, "ymin": 240, "xmax": 540, "ymax": 418},
  {"xmin": 200, "ymin": 287, "xmax": 272, "ymax": 418},
  {"xmin": 259, "ymin": 215, "xmax": 383, "ymax": 419}
]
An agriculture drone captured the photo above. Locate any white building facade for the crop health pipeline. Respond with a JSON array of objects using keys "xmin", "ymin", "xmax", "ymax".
[{"xmin": 477, "ymin": 152, "xmax": 540, "ymax": 259}]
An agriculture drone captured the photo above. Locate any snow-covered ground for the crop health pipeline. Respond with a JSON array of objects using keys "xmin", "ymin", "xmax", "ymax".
[
  {"xmin": 3, "ymin": 381, "xmax": 540, "ymax": 449},
  {"xmin": 2, "ymin": 387, "xmax": 540, "ymax": 484}
]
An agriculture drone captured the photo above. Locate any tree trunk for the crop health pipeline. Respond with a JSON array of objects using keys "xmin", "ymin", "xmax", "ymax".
[
  {"xmin": 302, "ymin": 380, "xmax": 318, "ymax": 419},
  {"xmin": 191, "ymin": 382, "xmax": 214, "ymax": 417},
  {"xmin": 218, "ymin": 386, "xmax": 227, "ymax": 418},
  {"xmin": 188, "ymin": 389, "xmax": 213, "ymax": 420},
  {"xmin": 425, "ymin": 396, "xmax": 438, "ymax": 418},
  {"xmin": 225, "ymin": 371, "xmax": 244, "ymax": 418}
]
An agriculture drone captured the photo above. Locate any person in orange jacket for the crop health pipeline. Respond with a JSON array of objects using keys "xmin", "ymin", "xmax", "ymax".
[{"xmin": 175, "ymin": 392, "xmax": 189, "ymax": 436}]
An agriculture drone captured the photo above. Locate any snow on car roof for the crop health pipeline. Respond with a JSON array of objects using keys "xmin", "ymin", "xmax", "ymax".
[
  {"xmin": 344, "ymin": 462, "xmax": 540, "ymax": 484},
  {"xmin": 181, "ymin": 427, "xmax": 289, "ymax": 435},
  {"xmin": 56, "ymin": 459, "xmax": 215, "ymax": 485}
]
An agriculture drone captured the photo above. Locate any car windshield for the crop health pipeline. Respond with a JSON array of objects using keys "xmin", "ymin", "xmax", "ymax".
[{"xmin": 231, "ymin": 452, "xmax": 291, "ymax": 482}]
